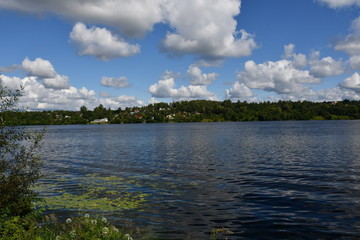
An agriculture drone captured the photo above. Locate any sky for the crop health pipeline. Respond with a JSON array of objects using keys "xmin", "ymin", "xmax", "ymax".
[{"xmin": 1, "ymin": 0, "xmax": 360, "ymax": 110}]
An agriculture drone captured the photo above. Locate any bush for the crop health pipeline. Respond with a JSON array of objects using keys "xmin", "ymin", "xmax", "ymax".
[{"xmin": 0, "ymin": 82, "xmax": 44, "ymax": 217}]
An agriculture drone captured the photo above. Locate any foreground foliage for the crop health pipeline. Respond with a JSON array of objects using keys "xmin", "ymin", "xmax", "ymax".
[
  {"xmin": 0, "ymin": 214, "xmax": 134, "ymax": 240},
  {"xmin": 0, "ymin": 82, "xmax": 44, "ymax": 217}
]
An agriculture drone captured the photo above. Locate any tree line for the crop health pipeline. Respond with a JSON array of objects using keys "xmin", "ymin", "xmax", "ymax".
[{"xmin": 2, "ymin": 99, "xmax": 360, "ymax": 125}]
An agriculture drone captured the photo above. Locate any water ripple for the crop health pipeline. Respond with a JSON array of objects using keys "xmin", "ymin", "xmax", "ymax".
[{"xmin": 36, "ymin": 121, "xmax": 360, "ymax": 239}]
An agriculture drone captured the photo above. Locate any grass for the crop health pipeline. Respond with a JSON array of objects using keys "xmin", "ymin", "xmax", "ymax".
[{"xmin": 0, "ymin": 214, "xmax": 135, "ymax": 240}]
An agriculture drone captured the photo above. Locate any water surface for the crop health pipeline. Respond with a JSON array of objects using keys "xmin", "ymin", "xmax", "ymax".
[{"xmin": 36, "ymin": 121, "xmax": 360, "ymax": 239}]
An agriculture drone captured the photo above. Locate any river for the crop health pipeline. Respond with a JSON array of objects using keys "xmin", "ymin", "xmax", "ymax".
[{"xmin": 33, "ymin": 121, "xmax": 360, "ymax": 239}]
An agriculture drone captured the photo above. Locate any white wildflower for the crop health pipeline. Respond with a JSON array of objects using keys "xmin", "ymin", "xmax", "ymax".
[
  {"xmin": 112, "ymin": 226, "xmax": 119, "ymax": 232},
  {"xmin": 66, "ymin": 218, "xmax": 72, "ymax": 224},
  {"xmin": 84, "ymin": 213, "xmax": 90, "ymax": 218},
  {"xmin": 124, "ymin": 234, "xmax": 133, "ymax": 240},
  {"xmin": 102, "ymin": 227, "xmax": 109, "ymax": 235},
  {"xmin": 102, "ymin": 217, "xmax": 107, "ymax": 223},
  {"xmin": 91, "ymin": 219, "xmax": 97, "ymax": 224},
  {"xmin": 70, "ymin": 230, "xmax": 76, "ymax": 238}
]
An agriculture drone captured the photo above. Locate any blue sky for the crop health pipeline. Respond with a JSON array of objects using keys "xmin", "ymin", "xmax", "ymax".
[{"xmin": 1, "ymin": 0, "xmax": 360, "ymax": 110}]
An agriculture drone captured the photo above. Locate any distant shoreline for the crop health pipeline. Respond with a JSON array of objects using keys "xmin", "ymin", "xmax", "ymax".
[{"xmin": 2, "ymin": 100, "xmax": 360, "ymax": 126}]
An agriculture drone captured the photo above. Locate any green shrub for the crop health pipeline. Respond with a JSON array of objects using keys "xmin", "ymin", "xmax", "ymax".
[{"xmin": 0, "ymin": 82, "xmax": 44, "ymax": 217}]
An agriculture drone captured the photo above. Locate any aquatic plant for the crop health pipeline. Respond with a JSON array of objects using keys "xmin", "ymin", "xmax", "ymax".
[{"xmin": 34, "ymin": 174, "xmax": 149, "ymax": 212}]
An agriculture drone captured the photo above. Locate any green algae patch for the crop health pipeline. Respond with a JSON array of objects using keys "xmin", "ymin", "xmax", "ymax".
[{"xmin": 34, "ymin": 174, "xmax": 149, "ymax": 212}]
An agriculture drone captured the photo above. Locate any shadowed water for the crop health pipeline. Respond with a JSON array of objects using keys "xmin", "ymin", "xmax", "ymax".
[{"xmin": 35, "ymin": 121, "xmax": 360, "ymax": 239}]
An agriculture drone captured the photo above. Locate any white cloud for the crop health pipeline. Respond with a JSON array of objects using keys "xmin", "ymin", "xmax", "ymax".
[
  {"xmin": 0, "ymin": 64, "xmax": 21, "ymax": 73},
  {"xmin": 335, "ymin": 17, "xmax": 360, "ymax": 56},
  {"xmin": 100, "ymin": 76, "xmax": 130, "ymax": 89},
  {"xmin": 282, "ymin": 44, "xmax": 307, "ymax": 69},
  {"xmin": 349, "ymin": 55, "xmax": 360, "ymax": 69},
  {"xmin": 0, "ymin": 73, "xmax": 143, "ymax": 110},
  {"xmin": 0, "ymin": 74, "xmax": 93, "ymax": 110},
  {"xmin": 148, "ymin": 71, "xmax": 217, "ymax": 100},
  {"xmin": 0, "ymin": 0, "xmax": 256, "ymax": 60},
  {"xmin": 70, "ymin": 22, "xmax": 140, "ymax": 61},
  {"xmin": 309, "ymin": 52, "xmax": 344, "ymax": 77},
  {"xmin": 98, "ymin": 95, "xmax": 144, "ymax": 109},
  {"xmin": 162, "ymin": 29, "xmax": 257, "ymax": 59},
  {"xmin": 1, "ymin": 57, "xmax": 143, "ymax": 110},
  {"xmin": 161, "ymin": 0, "xmax": 257, "ymax": 58},
  {"xmin": 148, "ymin": 71, "xmax": 178, "ymax": 98},
  {"xmin": 0, "ymin": 74, "xmax": 23, "ymax": 90},
  {"xmin": 0, "ymin": 0, "xmax": 163, "ymax": 38},
  {"xmin": 237, "ymin": 59, "xmax": 320, "ymax": 94},
  {"xmin": 148, "ymin": 97, "xmax": 160, "ymax": 105},
  {"xmin": 316, "ymin": 86, "xmax": 360, "ymax": 101},
  {"xmin": 340, "ymin": 72, "xmax": 360, "ymax": 92},
  {"xmin": 21, "ymin": 57, "xmax": 70, "ymax": 89},
  {"xmin": 187, "ymin": 65, "xmax": 218, "ymax": 86},
  {"xmin": 225, "ymin": 82, "xmax": 253, "ymax": 100},
  {"xmin": 317, "ymin": 0, "xmax": 360, "ymax": 8},
  {"xmin": 115, "ymin": 95, "xmax": 144, "ymax": 106},
  {"xmin": 42, "ymin": 75, "xmax": 70, "ymax": 90},
  {"xmin": 22, "ymin": 57, "xmax": 56, "ymax": 78}
]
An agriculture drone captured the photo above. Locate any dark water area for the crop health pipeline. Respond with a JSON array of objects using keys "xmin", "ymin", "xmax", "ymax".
[{"xmin": 35, "ymin": 121, "xmax": 360, "ymax": 239}]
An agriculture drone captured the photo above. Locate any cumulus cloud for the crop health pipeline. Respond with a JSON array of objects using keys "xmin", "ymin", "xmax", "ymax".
[
  {"xmin": 339, "ymin": 72, "xmax": 360, "ymax": 92},
  {"xmin": 335, "ymin": 17, "xmax": 360, "ymax": 56},
  {"xmin": 100, "ymin": 76, "xmax": 130, "ymax": 89},
  {"xmin": 187, "ymin": 65, "xmax": 218, "ymax": 86},
  {"xmin": 0, "ymin": 0, "xmax": 163, "ymax": 37},
  {"xmin": 349, "ymin": 55, "xmax": 360, "ymax": 69},
  {"xmin": 282, "ymin": 44, "xmax": 307, "ymax": 69},
  {"xmin": 0, "ymin": 0, "xmax": 256, "ymax": 59},
  {"xmin": 333, "ymin": 17, "xmax": 360, "ymax": 72},
  {"xmin": 225, "ymin": 82, "xmax": 253, "ymax": 100},
  {"xmin": 42, "ymin": 74, "xmax": 70, "ymax": 90},
  {"xmin": 1, "ymin": 58, "xmax": 143, "ymax": 110},
  {"xmin": 21, "ymin": 57, "xmax": 69, "ymax": 89},
  {"xmin": 0, "ymin": 73, "xmax": 143, "ymax": 110},
  {"xmin": 309, "ymin": 51, "xmax": 344, "ymax": 77},
  {"xmin": 98, "ymin": 95, "xmax": 144, "ymax": 109},
  {"xmin": 237, "ymin": 60, "xmax": 320, "ymax": 94},
  {"xmin": 149, "ymin": 71, "xmax": 216, "ymax": 100},
  {"xmin": 0, "ymin": 74, "xmax": 94, "ymax": 110},
  {"xmin": 115, "ymin": 95, "xmax": 144, "ymax": 106},
  {"xmin": 148, "ymin": 71, "xmax": 178, "ymax": 98},
  {"xmin": 22, "ymin": 57, "xmax": 56, "ymax": 78},
  {"xmin": 317, "ymin": 0, "xmax": 360, "ymax": 8},
  {"xmin": 70, "ymin": 23, "xmax": 140, "ymax": 61},
  {"xmin": 162, "ymin": 0, "xmax": 257, "ymax": 58},
  {"xmin": 316, "ymin": 86, "xmax": 360, "ymax": 101}
]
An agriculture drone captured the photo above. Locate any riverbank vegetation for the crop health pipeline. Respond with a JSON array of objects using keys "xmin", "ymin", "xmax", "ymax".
[{"xmin": 2, "ymin": 99, "xmax": 360, "ymax": 125}]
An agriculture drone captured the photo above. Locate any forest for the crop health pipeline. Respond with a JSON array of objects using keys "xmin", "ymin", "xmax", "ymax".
[{"xmin": 2, "ymin": 99, "xmax": 360, "ymax": 126}]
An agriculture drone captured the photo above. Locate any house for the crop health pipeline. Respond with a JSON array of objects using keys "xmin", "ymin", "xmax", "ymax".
[{"xmin": 91, "ymin": 118, "xmax": 109, "ymax": 124}]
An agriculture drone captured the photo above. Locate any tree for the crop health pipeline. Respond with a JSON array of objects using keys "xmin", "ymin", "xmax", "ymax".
[
  {"xmin": 0, "ymin": 82, "xmax": 44, "ymax": 217},
  {"xmin": 80, "ymin": 105, "xmax": 88, "ymax": 112}
]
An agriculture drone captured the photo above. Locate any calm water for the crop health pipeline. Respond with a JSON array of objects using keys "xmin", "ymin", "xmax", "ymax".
[{"xmin": 35, "ymin": 121, "xmax": 360, "ymax": 239}]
